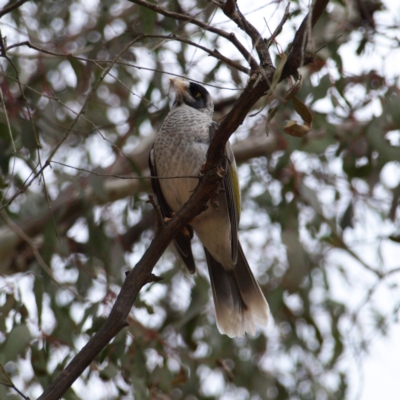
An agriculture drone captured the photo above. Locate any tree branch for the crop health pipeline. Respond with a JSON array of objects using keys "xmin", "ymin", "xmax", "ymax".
[
  {"xmin": 126, "ymin": 0, "xmax": 259, "ymax": 70},
  {"xmin": 281, "ymin": 0, "xmax": 330, "ymax": 80},
  {"xmin": 35, "ymin": 2, "xmax": 329, "ymax": 397},
  {"xmin": 0, "ymin": 129, "xmax": 285, "ymax": 273},
  {"xmin": 37, "ymin": 61, "xmax": 277, "ymax": 400},
  {"xmin": 0, "ymin": 36, "xmax": 144, "ymax": 212},
  {"xmin": 0, "ymin": 0, "xmax": 29, "ymax": 18},
  {"xmin": 265, "ymin": 3, "xmax": 291, "ymax": 48},
  {"xmin": 0, "ymin": 177, "xmax": 141, "ymax": 274},
  {"xmin": 221, "ymin": 0, "xmax": 273, "ymax": 69},
  {"xmin": 140, "ymin": 33, "xmax": 250, "ymax": 74}
]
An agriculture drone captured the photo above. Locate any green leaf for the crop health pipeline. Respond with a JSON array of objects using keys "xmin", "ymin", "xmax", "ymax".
[
  {"xmin": 0, "ymin": 295, "xmax": 16, "ymax": 333},
  {"xmin": 299, "ymin": 182, "xmax": 323, "ymax": 215},
  {"xmin": 311, "ymin": 74, "xmax": 331, "ymax": 102},
  {"xmin": 34, "ymin": 275, "xmax": 44, "ymax": 329},
  {"xmin": 282, "ymin": 229, "xmax": 308, "ymax": 293},
  {"xmin": 139, "ymin": 5, "xmax": 157, "ymax": 34},
  {"xmin": 367, "ymin": 120, "xmax": 400, "ymax": 163},
  {"xmin": 388, "ymin": 234, "xmax": 400, "ymax": 243},
  {"xmin": 0, "ymin": 364, "xmax": 13, "ymax": 388},
  {"xmin": 339, "ymin": 201, "xmax": 354, "ymax": 231},
  {"xmin": 0, "ymin": 325, "xmax": 31, "ymax": 364},
  {"xmin": 99, "ymin": 362, "xmax": 119, "ymax": 380}
]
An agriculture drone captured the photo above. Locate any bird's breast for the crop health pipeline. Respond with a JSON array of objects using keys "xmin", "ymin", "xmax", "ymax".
[{"xmin": 155, "ymin": 108, "xmax": 211, "ymax": 212}]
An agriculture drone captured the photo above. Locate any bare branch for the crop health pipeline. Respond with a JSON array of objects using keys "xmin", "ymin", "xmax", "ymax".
[
  {"xmin": 0, "ymin": 0, "xmax": 29, "ymax": 18},
  {"xmin": 126, "ymin": 0, "xmax": 259, "ymax": 70},
  {"xmin": 265, "ymin": 3, "xmax": 291, "ymax": 48},
  {"xmin": 0, "ymin": 210, "xmax": 84, "ymax": 301},
  {"xmin": 6, "ymin": 40, "xmax": 241, "ymax": 92},
  {"xmin": 0, "ymin": 86, "xmax": 16, "ymax": 152},
  {"xmin": 140, "ymin": 33, "xmax": 250, "ymax": 74},
  {"xmin": 0, "ymin": 35, "xmax": 144, "ymax": 211},
  {"xmin": 221, "ymin": 0, "xmax": 273, "ymax": 69},
  {"xmin": 37, "ymin": 55, "xmax": 277, "ymax": 400},
  {"xmin": 33, "ymin": 3, "xmax": 328, "ymax": 397},
  {"xmin": 50, "ymin": 161, "xmax": 199, "ymax": 181},
  {"xmin": 281, "ymin": 0, "xmax": 330, "ymax": 80},
  {"xmin": 0, "ymin": 132, "xmax": 280, "ymax": 274}
]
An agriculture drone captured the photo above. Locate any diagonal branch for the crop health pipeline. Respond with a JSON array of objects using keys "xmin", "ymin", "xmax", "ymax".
[
  {"xmin": 0, "ymin": 131, "xmax": 282, "ymax": 274},
  {"xmin": 265, "ymin": 3, "xmax": 291, "ymax": 48},
  {"xmin": 0, "ymin": 35, "xmax": 144, "ymax": 212},
  {"xmin": 127, "ymin": 0, "xmax": 259, "ymax": 70},
  {"xmin": 37, "ymin": 65, "xmax": 275, "ymax": 400},
  {"xmin": 36, "ymin": 2, "xmax": 329, "ymax": 398},
  {"xmin": 141, "ymin": 33, "xmax": 250, "ymax": 74},
  {"xmin": 221, "ymin": 0, "xmax": 273, "ymax": 69},
  {"xmin": 0, "ymin": 0, "xmax": 29, "ymax": 18},
  {"xmin": 281, "ymin": 0, "xmax": 330, "ymax": 80}
]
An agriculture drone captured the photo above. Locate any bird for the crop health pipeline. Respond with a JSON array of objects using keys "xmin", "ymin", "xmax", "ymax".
[{"xmin": 149, "ymin": 78, "xmax": 270, "ymax": 337}]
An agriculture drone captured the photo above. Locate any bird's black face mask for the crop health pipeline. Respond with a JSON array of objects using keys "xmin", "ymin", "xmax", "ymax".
[{"xmin": 187, "ymin": 82, "xmax": 210, "ymax": 110}]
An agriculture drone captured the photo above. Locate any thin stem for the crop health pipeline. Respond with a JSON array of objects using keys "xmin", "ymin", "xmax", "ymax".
[
  {"xmin": 127, "ymin": 0, "xmax": 259, "ymax": 70},
  {"xmin": 0, "ymin": 0, "xmax": 29, "ymax": 18}
]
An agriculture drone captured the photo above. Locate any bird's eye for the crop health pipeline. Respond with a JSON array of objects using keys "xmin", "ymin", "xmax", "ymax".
[{"xmin": 195, "ymin": 92, "xmax": 202, "ymax": 98}]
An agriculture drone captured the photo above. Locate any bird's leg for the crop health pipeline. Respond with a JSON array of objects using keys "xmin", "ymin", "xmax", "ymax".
[{"xmin": 216, "ymin": 164, "xmax": 226, "ymax": 178}]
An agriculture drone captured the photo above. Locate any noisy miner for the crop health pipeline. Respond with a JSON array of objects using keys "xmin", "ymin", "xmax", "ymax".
[{"xmin": 149, "ymin": 78, "xmax": 269, "ymax": 337}]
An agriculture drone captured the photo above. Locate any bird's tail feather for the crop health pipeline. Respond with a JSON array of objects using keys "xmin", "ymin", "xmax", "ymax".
[{"xmin": 205, "ymin": 243, "xmax": 270, "ymax": 338}]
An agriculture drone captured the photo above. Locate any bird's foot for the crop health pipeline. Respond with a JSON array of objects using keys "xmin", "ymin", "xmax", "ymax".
[
  {"xmin": 216, "ymin": 165, "xmax": 226, "ymax": 178},
  {"xmin": 164, "ymin": 212, "xmax": 175, "ymax": 223}
]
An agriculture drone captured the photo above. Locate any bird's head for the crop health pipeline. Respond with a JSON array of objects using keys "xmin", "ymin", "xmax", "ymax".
[{"xmin": 169, "ymin": 78, "xmax": 213, "ymax": 116}]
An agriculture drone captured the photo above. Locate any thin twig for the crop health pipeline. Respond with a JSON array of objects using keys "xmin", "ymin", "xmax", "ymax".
[
  {"xmin": 6, "ymin": 41, "xmax": 242, "ymax": 91},
  {"xmin": 0, "ymin": 0, "xmax": 29, "ymax": 18},
  {"xmin": 0, "ymin": 210, "xmax": 84, "ymax": 301},
  {"xmin": 126, "ymin": 0, "xmax": 259, "ymax": 70},
  {"xmin": 281, "ymin": 0, "xmax": 329, "ymax": 80},
  {"xmin": 0, "ymin": 32, "xmax": 56, "ymax": 240},
  {"xmin": 12, "ymin": 383, "xmax": 30, "ymax": 400},
  {"xmin": 51, "ymin": 160, "xmax": 199, "ymax": 180},
  {"xmin": 0, "ymin": 86, "xmax": 16, "ymax": 152},
  {"xmin": 36, "ymin": 0, "xmax": 330, "ymax": 396},
  {"xmin": 0, "ymin": 35, "xmax": 144, "ymax": 211},
  {"xmin": 1, "ymin": 70, "xmax": 139, "ymax": 155},
  {"xmin": 265, "ymin": 3, "xmax": 291, "ymax": 48},
  {"xmin": 221, "ymin": 0, "xmax": 273, "ymax": 69},
  {"xmin": 140, "ymin": 33, "xmax": 250, "ymax": 74}
]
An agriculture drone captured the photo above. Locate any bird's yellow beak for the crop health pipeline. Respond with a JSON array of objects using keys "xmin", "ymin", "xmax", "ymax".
[{"xmin": 169, "ymin": 77, "xmax": 189, "ymax": 97}]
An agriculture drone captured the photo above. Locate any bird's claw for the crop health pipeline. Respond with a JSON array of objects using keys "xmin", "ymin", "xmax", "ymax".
[
  {"xmin": 164, "ymin": 212, "xmax": 175, "ymax": 223},
  {"xmin": 216, "ymin": 165, "xmax": 225, "ymax": 178}
]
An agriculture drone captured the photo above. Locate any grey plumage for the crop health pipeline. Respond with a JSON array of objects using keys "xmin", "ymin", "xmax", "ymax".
[{"xmin": 149, "ymin": 78, "xmax": 270, "ymax": 337}]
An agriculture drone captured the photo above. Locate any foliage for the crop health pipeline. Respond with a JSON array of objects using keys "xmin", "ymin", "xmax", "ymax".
[{"xmin": 0, "ymin": 0, "xmax": 399, "ymax": 399}]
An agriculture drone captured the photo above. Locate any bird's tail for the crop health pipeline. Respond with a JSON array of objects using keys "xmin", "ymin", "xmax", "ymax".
[{"xmin": 205, "ymin": 243, "xmax": 270, "ymax": 338}]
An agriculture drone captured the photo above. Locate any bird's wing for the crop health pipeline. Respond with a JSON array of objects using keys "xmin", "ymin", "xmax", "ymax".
[
  {"xmin": 149, "ymin": 146, "xmax": 196, "ymax": 274},
  {"xmin": 209, "ymin": 122, "xmax": 240, "ymax": 264}
]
